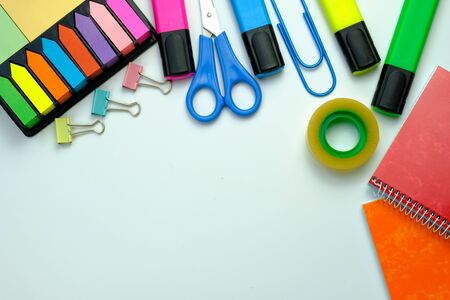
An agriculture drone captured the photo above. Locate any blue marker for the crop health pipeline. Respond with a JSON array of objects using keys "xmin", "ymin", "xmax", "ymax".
[
  {"xmin": 230, "ymin": 0, "xmax": 284, "ymax": 78},
  {"xmin": 41, "ymin": 38, "xmax": 87, "ymax": 92}
]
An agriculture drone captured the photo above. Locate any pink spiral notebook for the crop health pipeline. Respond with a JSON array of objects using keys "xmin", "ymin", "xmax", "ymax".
[{"xmin": 369, "ymin": 66, "xmax": 450, "ymax": 239}]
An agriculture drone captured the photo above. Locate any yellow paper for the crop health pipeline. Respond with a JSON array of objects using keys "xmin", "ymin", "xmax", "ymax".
[{"xmin": 0, "ymin": 0, "xmax": 83, "ymax": 41}]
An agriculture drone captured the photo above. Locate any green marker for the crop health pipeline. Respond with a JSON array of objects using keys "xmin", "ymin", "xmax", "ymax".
[{"xmin": 372, "ymin": 0, "xmax": 440, "ymax": 117}]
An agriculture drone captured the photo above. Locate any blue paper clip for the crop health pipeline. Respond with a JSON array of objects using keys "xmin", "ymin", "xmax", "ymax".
[
  {"xmin": 270, "ymin": 0, "xmax": 336, "ymax": 97},
  {"xmin": 92, "ymin": 89, "xmax": 141, "ymax": 117}
]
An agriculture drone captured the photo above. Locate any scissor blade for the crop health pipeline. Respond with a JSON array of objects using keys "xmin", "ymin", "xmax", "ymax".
[{"xmin": 200, "ymin": 0, "xmax": 222, "ymax": 37}]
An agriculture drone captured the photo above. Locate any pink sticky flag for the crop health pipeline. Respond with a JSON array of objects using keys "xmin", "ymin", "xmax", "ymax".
[
  {"xmin": 106, "ymin": 0, "xmax": 151, "ymax": 44},
  {"xmin": 90, "ymin": 1, "xmax": 134, "ymax": 56}
]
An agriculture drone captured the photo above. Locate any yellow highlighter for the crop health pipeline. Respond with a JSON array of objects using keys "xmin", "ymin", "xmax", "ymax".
[{"xmin": 319, "ymin": 0, "xmax": 380, "ymax": 75}]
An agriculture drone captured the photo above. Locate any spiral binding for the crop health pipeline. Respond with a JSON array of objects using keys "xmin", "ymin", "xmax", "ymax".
[{"xmin": 371, "ymin": 177, "xmax": 450, "ymax": 240}]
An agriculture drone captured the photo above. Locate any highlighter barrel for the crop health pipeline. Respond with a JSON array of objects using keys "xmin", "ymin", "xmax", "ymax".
[
  {"xmin": 372, "ymin": 0, "xmax": 440, "ymax": 116},
  {"xmin": 319, "ymin": 0, "xmax": 380, "ymax": 76},
  {"xmin": 230, "ymin": 0, "xmax": 284, "ymax": 78}
]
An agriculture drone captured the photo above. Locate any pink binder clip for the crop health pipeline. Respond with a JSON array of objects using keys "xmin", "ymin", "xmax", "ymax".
[{"xmin": 122, "ymin": 62, "xmax": 172, "ymax": 94}]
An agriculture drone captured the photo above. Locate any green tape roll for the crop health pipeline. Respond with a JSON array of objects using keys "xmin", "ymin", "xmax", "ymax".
[{"xmin": 307, "ymin": 98, "xmax": 379, "ymax": 172}]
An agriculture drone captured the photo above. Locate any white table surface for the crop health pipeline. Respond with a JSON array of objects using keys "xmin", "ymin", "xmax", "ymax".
[{"xmin": 0, "ymin": 0, "xmax": 449, "ymax": 299}]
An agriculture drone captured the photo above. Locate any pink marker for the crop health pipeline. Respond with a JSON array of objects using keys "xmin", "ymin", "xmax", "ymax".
[{"xmin": 151, "ymin": 0, "xmax": 195, "ymax": 80}]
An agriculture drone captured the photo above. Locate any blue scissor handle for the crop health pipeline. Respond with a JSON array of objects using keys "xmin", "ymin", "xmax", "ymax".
[
  {"xmin": 215, "ymin": 32, "xmax": 262, "ymax": 117},
  {"xmin": 186, "ymin": 35, "xmax": 225, "ymax": 122}
]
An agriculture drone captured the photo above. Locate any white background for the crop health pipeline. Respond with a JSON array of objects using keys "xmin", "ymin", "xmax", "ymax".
[{"xmin": 0, "ymin": 0, "xmax": 449, "ymax": 299}]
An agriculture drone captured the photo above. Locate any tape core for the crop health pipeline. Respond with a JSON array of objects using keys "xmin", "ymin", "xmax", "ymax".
[
  {"xmin": 307, "ymin": 98, "xmax": 379, "ymax": 172},
  {"xmin": 319, "ymin": 110, "xmax": 368, "ymax": 159}
]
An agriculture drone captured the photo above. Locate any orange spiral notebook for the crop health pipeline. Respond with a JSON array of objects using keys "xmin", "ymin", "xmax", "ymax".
[
  {"xmin": 369, "ymin": 66, "xmax": 450, "ymax": 239},
  {"xmin": 363, "ymin": 200, "xmax": 450, "ymax": 300}
]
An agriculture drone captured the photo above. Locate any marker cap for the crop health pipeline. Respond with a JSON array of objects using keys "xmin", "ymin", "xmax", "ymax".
[
  {"xmin": 335, "ymin": 21, "xmax": 380, "ymax": 75},
  {"xmin": 241, "ymin": 25, "xmax": 284, "ymax": 78},
  {"xmin": 372, "ymin": 64, "xmax": 415, "ymax": 116},
  {"xmin": 230, "ymin": 0, "xmax": 284, "ymax": 78},
  {"xmin": 157, "ymin": 29, "xmax": 195, "ymax": 79}
]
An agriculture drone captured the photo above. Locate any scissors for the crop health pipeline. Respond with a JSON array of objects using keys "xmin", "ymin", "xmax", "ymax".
[{"xmin": 186, "ymin": 0, "xmax": 262, "ymax": 123}]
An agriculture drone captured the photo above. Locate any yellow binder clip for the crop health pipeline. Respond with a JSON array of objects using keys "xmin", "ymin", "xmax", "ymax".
[{"xmin": 55, "ymin": 117, "xmax": 105, "ymax": 144}]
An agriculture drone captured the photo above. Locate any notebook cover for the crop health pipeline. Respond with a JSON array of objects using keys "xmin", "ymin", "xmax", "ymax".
[
  {"xmin": 369, "ymin": 66, "xmax": 450, "ymax": 223},
  {"xmin": 363, "ymin": 200, "xmax": 450, "ymax": 300}
]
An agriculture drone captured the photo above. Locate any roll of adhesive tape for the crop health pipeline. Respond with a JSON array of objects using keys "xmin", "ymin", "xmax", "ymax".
[{"xmin": 307, "ymin": 98, "xmax": 379, "ymax": 172}]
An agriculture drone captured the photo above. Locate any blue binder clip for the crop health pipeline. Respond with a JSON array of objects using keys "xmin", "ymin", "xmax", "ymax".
[
  {"xmin": 269, "ymin": 0, "xmax": 336, "ymax": 97},
  {"xmin": 92, "ymin": 89, "xmax": 141, "ymax": 117}
]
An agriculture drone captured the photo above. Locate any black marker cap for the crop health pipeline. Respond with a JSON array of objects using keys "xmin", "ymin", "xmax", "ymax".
[
  {"xmin": 241, "ymin": 24, "xmax": 285, "ymax": 78},
  {"xmin": 158, "ymin": 29, "xmax": 196, "ymax": 79},
  {"xmin": 335, "ymin": 21, "xmax": 380, "ymax": 75},
  {"xmin": 372, "ymin": 64, "xmax": 415, "ymax": 116}
]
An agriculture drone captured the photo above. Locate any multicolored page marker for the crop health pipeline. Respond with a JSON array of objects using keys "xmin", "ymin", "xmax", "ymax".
[{"xmin": 0, "ymin": 0, "xmax": 157, "ymax": 136}]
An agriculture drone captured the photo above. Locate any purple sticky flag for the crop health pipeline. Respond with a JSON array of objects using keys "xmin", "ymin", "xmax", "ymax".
[{"xmin": 74, "ymin": 13, "xmax": 118, "ymax": 68}]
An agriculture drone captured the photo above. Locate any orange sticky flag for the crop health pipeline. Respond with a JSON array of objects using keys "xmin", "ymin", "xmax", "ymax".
[{"xmin": 26, "ymin": 50, "xmax": 71, "ymax": 104}]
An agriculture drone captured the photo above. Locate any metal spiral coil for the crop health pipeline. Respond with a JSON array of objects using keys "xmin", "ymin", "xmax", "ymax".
[{"xmin": 371, "ymin": 177, "xmax": 450, "ymax": 240}]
